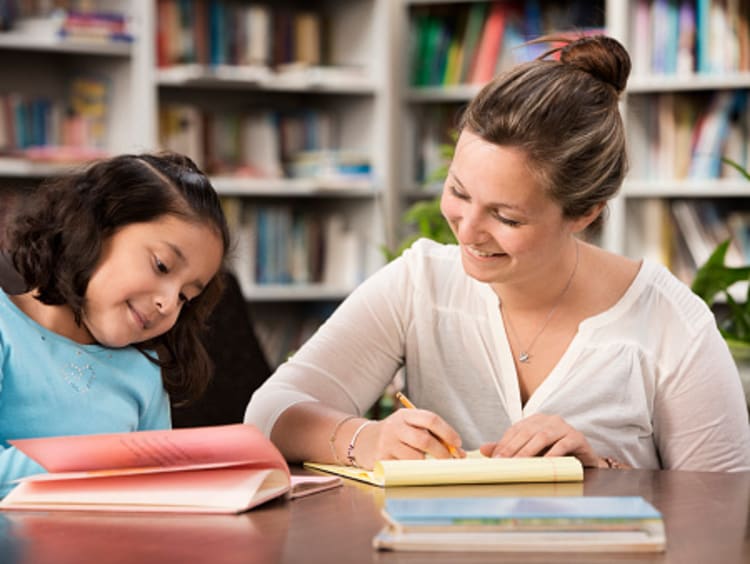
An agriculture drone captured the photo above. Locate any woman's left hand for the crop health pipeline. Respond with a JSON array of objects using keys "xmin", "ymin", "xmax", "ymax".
[{"xmin": 479, "ymin": 413, "xmax": 602, "ymax": 467}]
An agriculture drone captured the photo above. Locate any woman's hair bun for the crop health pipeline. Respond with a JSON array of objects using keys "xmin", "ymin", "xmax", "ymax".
[{"xmin": 559, "ymin": 35, "xmax": 631, "ymax": 95}]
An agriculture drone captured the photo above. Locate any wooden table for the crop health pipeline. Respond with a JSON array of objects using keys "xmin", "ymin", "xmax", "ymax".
[{"xmin": 0, "ymin": 468, "xmax": 747, "ymax": 564}]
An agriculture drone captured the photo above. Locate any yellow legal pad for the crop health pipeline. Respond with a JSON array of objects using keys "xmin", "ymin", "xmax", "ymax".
[{"xmin": 303, "ymin": 455, "xmax": 583, "ymax": 487}]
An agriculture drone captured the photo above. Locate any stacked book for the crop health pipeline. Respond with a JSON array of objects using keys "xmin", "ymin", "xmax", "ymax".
[{"xmin": 373, "ymin": 495, "xmax": 666, "ymax": 553}]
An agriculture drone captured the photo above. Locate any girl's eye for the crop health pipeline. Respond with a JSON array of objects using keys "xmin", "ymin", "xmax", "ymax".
[
  {"xmin": 178, "ymin": 293, "xmax": 189, "ymax": 304},
  {"xmin": 155, "ymin": 258, "xmax": 169, "ymax": 274}
]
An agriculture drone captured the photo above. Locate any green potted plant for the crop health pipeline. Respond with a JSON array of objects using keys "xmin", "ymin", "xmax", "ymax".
[
  {"xmin": 383, "ymin": 134, "xmax": 457, "ymax": 261},
  {"xmin": 690, "ymin": 158, "xmax": 750, "ymax": 409}
]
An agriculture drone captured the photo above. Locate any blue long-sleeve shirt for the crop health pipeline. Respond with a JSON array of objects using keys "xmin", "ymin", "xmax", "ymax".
[{"xmin": 0, "ymin": 290, "xmax": 170, "ymax": 496}]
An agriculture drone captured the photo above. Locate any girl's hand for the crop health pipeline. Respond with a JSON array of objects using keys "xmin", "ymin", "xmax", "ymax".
[
  {"xmin": 479, "ymin": 413, "xmax": 602, "ymax": 468},
  {"xmin": 353, "ymin": 408, "xmax": 464, "ymax": 469}
]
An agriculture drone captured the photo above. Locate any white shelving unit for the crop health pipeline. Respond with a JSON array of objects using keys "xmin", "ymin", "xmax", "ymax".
[
  {"xmin": 151, "ymin": 0, "xmax": 398, "ymax": 364},
  {"xmin": 4, "ymin": 0, "xmax": 746, "ymax": 363},
  {"xmin": 0, "ymin": 2, "xmax": 155, "ymax": 168},
  {"xmin": 394, "ymin": 0, "xmax": 750, "ymax": 274},
  {"xmin": 0, "ymin": 0, "xmax": 398, "ymax": 367},
  {"xmin": 605, "ymin": 0, "xmax": 750, "ymax": 266}
]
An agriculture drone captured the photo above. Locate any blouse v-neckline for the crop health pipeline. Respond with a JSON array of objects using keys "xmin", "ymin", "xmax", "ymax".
[{"xmin": 477, "ymin": 259, "xmax": 652, "ymax": 421}]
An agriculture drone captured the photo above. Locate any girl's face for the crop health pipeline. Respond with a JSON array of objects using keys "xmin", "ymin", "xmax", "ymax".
[
  {"xmin": 82, "ymin": 215, "xmax": 223, "ymax": 348},
  {"xmin": 440, "ymin": 130, "xmax": 584, "ymax": 289}
]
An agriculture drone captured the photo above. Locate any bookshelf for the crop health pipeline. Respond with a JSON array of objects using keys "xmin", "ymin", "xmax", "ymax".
[
  {"xmin": 0, "ymin": 1, "xmax": 154, "ymax": 256},
  {"xmin": 605, "ymin": 0, "xmax": 750, "ymax": 281},
  {"xmin": 395, "ymin": 0, "xmax": 750, "ymax": 286},
  {"xmin": 153, "ymin": 0, "xmax": 397, "ymax": 366},
  {"xmin": 3, "ymin": 0, "xmax": 747, "ymax": 366},
  {"xmin": 394, "ymin": 0, "xmax": 607, "ymax": 236},
  {"xmin": 0, "ymin": 0, "xmax": 397, "ymax": 367}
]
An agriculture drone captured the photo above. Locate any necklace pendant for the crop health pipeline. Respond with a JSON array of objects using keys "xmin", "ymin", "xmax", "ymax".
[{"xmin": 519, "ymin": 352, "xmax": 530, "ymax": 363}]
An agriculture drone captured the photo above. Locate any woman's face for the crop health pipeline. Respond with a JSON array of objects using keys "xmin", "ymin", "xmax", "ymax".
[
  {"xmin": 82, "ymin": 214, "xmax": 223, "ymax": 347},
  {"xmin": 440, "ymin": 130, "xmax": 581, "ymax": 289}
]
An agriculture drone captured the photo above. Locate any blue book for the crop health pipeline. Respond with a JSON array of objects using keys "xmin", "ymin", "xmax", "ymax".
[
  {"xmin": 374, "ymin": 496, "xmax": 665, "ymax": 553},
  {"xmin": 384, "ymin": 496, "xmax": 662, "ymax": 527}
]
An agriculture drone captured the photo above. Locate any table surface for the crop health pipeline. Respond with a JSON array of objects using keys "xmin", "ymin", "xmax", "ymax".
[{"xmin": 0, "ymin": 467, "xmax": 747, "ymax": 564}]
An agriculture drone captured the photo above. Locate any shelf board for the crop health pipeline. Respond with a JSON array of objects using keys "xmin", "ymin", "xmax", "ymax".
[
  {"xmin": 406, "ymin": 0, "xmax": 479, "ymax": 4},
  {"xmin": 241, "ymin": 283, "xmax": 353, "ymax": 302},
  {"xmin": 212, "ymin": 176, "xmax": 379, "ymax": 197},
  {"xmin": 628, "ymin": 73, "xmax": 750, "ymax": 93},
  {"xmin": 405, "ymin": 84, "xmax": 482, "ymax": 102},
  {"xmin": 402, "ymin": 184, "xmax": 442, "ymax": 199},
  {"xmin": 0, "ymin": 32, "xmax": 132, "ymax": 56},
  {"xmin": 623, "ymin": 179, "xmax": 750, "ymax": 198},
  {"xmin": 404, "ymin": 73, "xmax": 750, "ymax": 100},
  {"xmin": 0, "ymin": 158, "xmax": 76, "ymax": 178},
  {"xmin": 157, "ymin": 64, "xmax": 376, "ymax": 94}
]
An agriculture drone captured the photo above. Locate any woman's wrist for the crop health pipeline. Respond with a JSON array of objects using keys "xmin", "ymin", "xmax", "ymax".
[
  {"xmin": 347, "ymin": 420, "xmax": 377, "ymax": 467},
  {"xmin": 328, "ymin": 414, "xmax": 357, "ymax": 465}
]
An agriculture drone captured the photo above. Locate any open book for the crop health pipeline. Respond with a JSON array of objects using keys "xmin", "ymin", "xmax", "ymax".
[
  {"xmin": 0, "ymin": 424, "xmax": 340, "ymax": 514},
  {"xmin": 374, "ymin": 495, "xmax": 666, "ymax": 552},
  {"xmin": 304, "ymin": 454, "xmax": 583, "ymax": 487}
]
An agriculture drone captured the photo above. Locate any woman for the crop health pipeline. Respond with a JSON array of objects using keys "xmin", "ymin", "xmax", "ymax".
[{"xmin": 244, "ymin": 35, "xmax": 750, "ymax": 472}]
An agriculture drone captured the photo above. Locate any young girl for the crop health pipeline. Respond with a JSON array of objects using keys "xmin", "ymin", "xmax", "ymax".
[
  {"xmin": 245, "ymin": 35, "xmax": 750, "ymax": 472},
  {"xmin": 0, "ymin": 152, "xmax": 230, "ymax": 495}
]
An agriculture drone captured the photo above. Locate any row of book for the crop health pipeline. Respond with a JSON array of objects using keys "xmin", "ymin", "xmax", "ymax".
[
  {"xmin": 408, "ymin": 0, "xmax": 603, "ymax": 87},
  {"xmin": 633, "ymin": 199, "xmax": 750, "ymax": 285},
  {"xmin": 157, "ymin": 0, "xmax": 321, "ymax": 68},
  {"xmin": 160, "ymin": 104, "xmax": 370, "ymax": 180},
  {"xmin": 222, "ymin": 198, "xmax": 367, "ymax": 291},
  {"xmin": 0, "ymin": 76, "xmax": 110, "ymax": 158},
  {"xmin": 629, "ymin": 90, "xmax": 749, "ymax": 180},
  {"xmin": 2, "ymin": 1, "xmax": 132, "ymax": 43},
  {"xmin": 631, "ymin": 0, "xmax": 750, "ymax": 76}
]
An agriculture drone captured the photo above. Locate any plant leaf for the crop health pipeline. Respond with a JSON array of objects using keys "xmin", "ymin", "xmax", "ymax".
[
  {"xmin": 691, "ymin": 240, "xmax": 750, "ymax": 306},
  {"xmin": 721, "ymin": 157, "xmax": 750, "ymax": 181}
]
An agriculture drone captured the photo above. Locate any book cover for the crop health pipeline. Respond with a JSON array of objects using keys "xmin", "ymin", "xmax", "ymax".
[
  {"xmin": 469, "ymin": 2, "xmax": 505, "ymax": 84},
  {"xmin": 0, "ymin": 424, "xmax": 340, "ymax": 514},
  {"xmin": 374, "ymin": 496, "xmax": 665, "ymax": 553},
  {"xmin": 304, "ymin": 454, "xmax": 583, "ymax": 487}
]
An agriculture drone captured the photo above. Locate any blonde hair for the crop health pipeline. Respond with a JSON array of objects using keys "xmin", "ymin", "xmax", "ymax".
[{"xmin": 460, "ymin": 35, "xmax": 631, "ymax": 231}]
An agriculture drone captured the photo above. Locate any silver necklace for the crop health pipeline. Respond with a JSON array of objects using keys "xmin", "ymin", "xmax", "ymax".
[{"xmin": 501, "ymin": 240, "xmax": 580, "ymax": 364}]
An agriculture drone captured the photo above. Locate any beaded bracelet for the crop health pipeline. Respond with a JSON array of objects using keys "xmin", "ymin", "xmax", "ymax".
[
  {"xmin": 346, "ymin": 421, "xmax": 376, "ymax": 467},
  {"xmin": 328, "ymin": 415, "xmax": 356, "ymax": 465}
]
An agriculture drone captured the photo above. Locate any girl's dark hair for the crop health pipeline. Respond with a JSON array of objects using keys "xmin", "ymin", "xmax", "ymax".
[
  {"xmin": 8, "ymin": 152, "xmax": 230, "ymax": 404},
  {"xmin": 460, "ymin": 35, "xmax": 631, "ymax": 232}
]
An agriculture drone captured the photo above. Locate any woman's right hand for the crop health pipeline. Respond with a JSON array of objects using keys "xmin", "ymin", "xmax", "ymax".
[{"xmin": 353, "ymin": 408, "xmax": 464, "ymax": 470}]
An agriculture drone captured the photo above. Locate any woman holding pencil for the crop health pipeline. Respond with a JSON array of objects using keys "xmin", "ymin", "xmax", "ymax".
[{"xmin": 245, "ymin": 35, "xmax": 750, "ymax": 472}]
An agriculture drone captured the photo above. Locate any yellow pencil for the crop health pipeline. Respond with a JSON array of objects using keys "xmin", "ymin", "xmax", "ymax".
[{"xmin": 395, "ymin": 391, "xmax": 460, "ymax": 458}]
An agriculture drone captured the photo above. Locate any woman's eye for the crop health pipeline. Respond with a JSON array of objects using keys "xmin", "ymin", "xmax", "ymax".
[
  {"xmin": 178, "ymin": 293, "xmax": 189, "ymax": 304},
  {"xmin": 155, "ymin": 258, "xmax": 169, "ymax": 274},
  {"xmin": 493, "ymin": 213, "xmax": 521, "ymax": 227},
  {"xmin": 450, "ymin": 186, "xmax": 469, "ymax": 200},
  {"xmin": 498, "ymin": 216, "xmax": 521, "ymax": 227}
]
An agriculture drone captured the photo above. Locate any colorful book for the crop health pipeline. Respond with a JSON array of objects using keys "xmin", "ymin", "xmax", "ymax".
[
  {"xmin": 469, "ymin": 2, "xmax": 506, "ymax": 84},
  {"xmin": 373, "ymin": 495, "xmax": 666, "ymax": 552},
  {"xmin": 458, "ymin": 2, "xmax": 488, "ymax": 83},
  {"xmin": 0, "ymin": 424, "xmax": 341, "ymax": 514},
  {"xmin": 304, "ymin": 454, "xmax": 583, "ymax": 487}
]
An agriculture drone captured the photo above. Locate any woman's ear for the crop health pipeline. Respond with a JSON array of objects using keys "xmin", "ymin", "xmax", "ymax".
[{"xmin": 569, "ymin": 202, "xmax": 606, "ymax": 234}]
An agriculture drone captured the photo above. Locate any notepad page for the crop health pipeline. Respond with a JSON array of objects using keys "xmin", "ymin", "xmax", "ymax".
[
  {"xmin": 304, "ymin": 456, "xmax": 583, "ymax": 487},
  {"xmin": 373, "ymin": 457, "xmax": 583, "ymax": 486}
]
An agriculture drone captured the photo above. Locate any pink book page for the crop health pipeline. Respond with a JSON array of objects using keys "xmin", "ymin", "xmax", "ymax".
[{"xmin": 9, "ymin": 424, "xmax": 288, "ymax": 475}]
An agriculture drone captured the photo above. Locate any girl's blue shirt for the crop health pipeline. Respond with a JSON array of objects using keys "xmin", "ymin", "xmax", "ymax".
[{"xmin": 0, "ymin": 290, "xmax": 170, "ymax": 496}]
